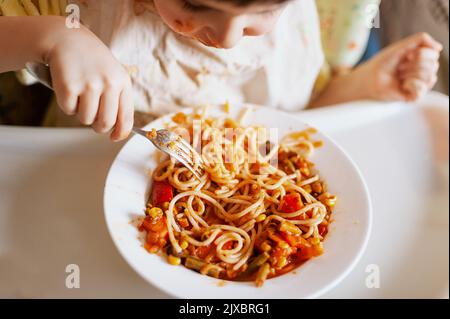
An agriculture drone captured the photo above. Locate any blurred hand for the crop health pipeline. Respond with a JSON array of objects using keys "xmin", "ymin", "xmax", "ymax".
[
  {"xmin": 46, "ymin": 24, "xmax": 134, "ymax": 141},
  {"xmin": 358, "ymin": 32, "xmax": 443, "ymax": 102}
]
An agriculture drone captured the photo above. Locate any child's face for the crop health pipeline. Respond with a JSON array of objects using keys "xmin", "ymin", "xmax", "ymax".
[{"xmin": 153, "ymin": 0, "xmax": 286, "ymax": 49}]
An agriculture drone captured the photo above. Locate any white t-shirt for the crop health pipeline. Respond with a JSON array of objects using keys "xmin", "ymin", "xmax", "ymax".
[{"xmin": 73, "ymin": 0, "xmax": 324, "ymax": 118}]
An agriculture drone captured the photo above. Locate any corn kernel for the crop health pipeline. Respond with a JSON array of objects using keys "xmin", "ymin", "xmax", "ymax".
[
  {"xmin": 278, "ymin": 241, "xmax": 289, "ymax": 249},
  {"xmin": 255, "ymin": 214, "xmax": 267, "ymax": 223},
  {"xmin": 162, "ymin": 202, "xmax": 170, "ymax": 210},
  {"xmin": 146, "ymin": 207, "xmax": 163, "ymax": 219},
  {"xmin": 280, "ymin": 222, "xmax": 301, "ymax": 235},
  {"xmin": 260, "ymin": 241, "xmax": 272, "ymax": 252},
  {"xmin": 325, "ymin": 195, "xmax": 338, "ymax": 208},
  {"xmin": 180, "ymin": 240, "xmax": 189, "ymax": 250},
  {"xmin": 310, "ymin": 237, "xmax": 321, "ymax": 245},
  {"xmin": 167, "ymin": 255, "xmax": 181, "ymax": 266},
  {"xmin": 277, "ymin": 257, "xmax": 287, "ymax": 268}
]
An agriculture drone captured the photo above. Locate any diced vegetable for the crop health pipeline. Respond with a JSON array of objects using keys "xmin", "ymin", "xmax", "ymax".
[
  {"xmin": 318, "ymin": 193, "xmax": 338, "ymax": 208},
  {"xmin": 277, "ymin": 241, "xmax": 289, "ymax": 249},
  {"xmin": 311, "ymin": 181, "xmax": 323, "ymax": 194},
  {"xmin": 184, "ymin": 257, "xmax": 205, "ymax": 271},
  {"xmin": 185, "ymin": 257, "xmax": 222, "ymax": 278},
  {"xmin": 255, "ymin": 263, "xmax": 271, "ymax": 287},
  {"xmin": 255, "ymin": 214, "xmax": 267, "ymax": 223},
  {"xmin": 280, "ymin": 193, "xmax": 303, "ymax": 214},
  {"xmin": 167, "ymin": 255, "xmax": 181, "ymax": 266},
  {"xmin": 242, "ymin": 252, "xmax": 270, "ymax": 276},
  {"xmin": 145, "ymin": 207, "xmax": 163, "ymax": 219},
  {"xmin": 140, "ymin": 215, "xmax": 169, "ymax": 253},
  {"xmin": 297, "ymin": 243, "xmax": 323, "ymax": 261},
  {"xmin": 194, "ymin": 245, "xmax": 213, "ymax": 259},
  {"xmin": 280, "ymin": 222, "xmax": 301, "ymax": 235},
  {"xmin": 152, "ymin": 181, "xmax": 173, "ymax": 205},
  {"xmin": 180, "ymin": 240, "xmax": 189, "ymax": 250},
  {"xmin": 318, "ymin": 224, "xmax": 328, "ymax": 237},
  {"xmin": 260, "ymin": 241, "xmax": 272, "ymax": 252},
  {"xmin": 281, "ymin": 232, "xmax": 310, "ymax": 248}
]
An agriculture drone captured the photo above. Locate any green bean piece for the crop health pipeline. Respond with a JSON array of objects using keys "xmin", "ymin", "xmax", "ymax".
[
  {"xmin": 185, "ymin": 257, "xmax": 206, "ymax": 271},
  {"xmin": 185, "ymin": 257, "xmax": 222, "ymax": 278},
  {"xmin": 255, "ymin": 263, "xmax": 271, "ymax": 287},
  {"xmin": 240, "ymin": 252, "xmax": 270, "ymax": 277}
]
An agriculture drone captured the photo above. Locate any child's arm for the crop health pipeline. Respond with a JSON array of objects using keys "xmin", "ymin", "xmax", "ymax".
[
  {"xmin": 310, "ymin": 33, "xmax": 443, "ymax": 108},
  {"xmin": 0, "ymin": 16, "xmax": 133, "ymax": 141}
]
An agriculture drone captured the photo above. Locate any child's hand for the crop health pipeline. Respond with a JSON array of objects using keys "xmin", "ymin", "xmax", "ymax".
[
  {"xmin": 46, "ymin": 23, "xmax": 134, "ymax": 141},
  {"xmin": 359, "ymin": 33, "xmax": 442, "ymax": 102}
]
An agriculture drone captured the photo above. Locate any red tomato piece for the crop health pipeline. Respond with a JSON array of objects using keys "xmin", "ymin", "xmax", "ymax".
[
  {"xmin": 280, "ymin": 194, "xmax": 304, "ymax": 214},
  {"xmin": 318, "ymin": 223, "xmax": 328, "ymax": 237},
  {"xmin": 281, "ymin": 232, "xmax": 301, "ymax": 246},
  {"xmin": 152, "ymin": 181, "xmax": 173, "ymax": 205},
  {"xmin": 195, "ymin": 245, "xmax": 213, "ymax": 259}
]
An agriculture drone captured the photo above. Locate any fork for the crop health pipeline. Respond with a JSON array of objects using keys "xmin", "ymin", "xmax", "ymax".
[
  {"xmin": 25, "ymin": 62, "xmax": 205, "ymax": 179},
  {"xmin": 133, "ymin": 127, "xmax": 205, "ymax": 179}
]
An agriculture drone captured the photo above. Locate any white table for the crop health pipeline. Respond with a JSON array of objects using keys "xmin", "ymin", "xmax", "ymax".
[{"xmin": 0, "ymin": 93, "xmax": 448, "ymax": 298}]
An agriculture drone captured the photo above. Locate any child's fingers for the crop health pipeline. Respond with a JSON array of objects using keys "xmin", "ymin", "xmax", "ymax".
[
  {"xmin": 52, "ymin": 71, "xmax": 82, "ymax": 116},
  {"xmin": 110, "ymin": 84, "xmax": 134, "ymax": 142},
  {"xmin": 399, "ymin": 48, "xmax": 440, "ymax": 69},
  {"xmin": 402, "ymin": 78, "xmax": 428, "ymax": 101},
  {"xmin": 77, "ymin": 87, "xmax": 101, "ymax": 125},
  {"xmin": 399, "ymin": 58, "xmax": 439, "ymax": 85},
  {"xmin": 398, "ymin": 58, "xmax": 438, "ymax": 74},
  {"xmin": 398, "ymin": 46, "xmax": 440, "ymax": 86},
  {"xmin": 92, "ymin": 89, "xmax": 120, "ymax": 134},
  {"xmin": 399, "ymin": 63, "xmax": 438, "ymax": 84},
  {"xmin": 416, "ymin": 47, "xmax": 441, "ymax": 61},
  {"xmin": 384, "ymin": 33, "xmax": 443, "ymax": 66},
  {"xmin": 55, "ymin": 87, "xmax": 79, "ymax": 116},
  {"xmin": 403, "ymin": 32, "xmax": 443, "ymax": 51}
]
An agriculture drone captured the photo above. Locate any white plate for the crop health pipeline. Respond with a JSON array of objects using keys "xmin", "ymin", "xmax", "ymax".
[{"xmin": 103, "ymin": 104, "xmax": 372, "ymax": 299}]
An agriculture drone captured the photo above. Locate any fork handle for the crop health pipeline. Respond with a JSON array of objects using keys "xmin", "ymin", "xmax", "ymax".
[{"xmin": 25, "ymin": 62, "xmax": 53, "ymax": 90}]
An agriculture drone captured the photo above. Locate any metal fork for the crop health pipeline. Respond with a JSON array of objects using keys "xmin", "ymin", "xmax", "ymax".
[
  {"xmin": 25, "ymin": 62, "xmax": 205, "ymax": 179},
  {"xmin": 133, "ymin": 127, "xmax": 205, "ymax": 179}
]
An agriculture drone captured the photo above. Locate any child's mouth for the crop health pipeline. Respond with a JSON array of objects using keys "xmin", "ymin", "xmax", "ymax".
[{"xmin": 192, "ymin": 35, "xmax": 220, "ymax": 48}]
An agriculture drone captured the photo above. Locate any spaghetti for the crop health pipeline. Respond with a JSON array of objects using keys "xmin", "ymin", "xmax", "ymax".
[{"xmin": 138, "ymin": 107, "xmax": 337, "ymax": 287}]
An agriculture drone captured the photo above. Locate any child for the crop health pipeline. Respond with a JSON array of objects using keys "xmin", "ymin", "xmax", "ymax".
[{"xmin": 0, "ymin": 0, "xmax": 443, "ymax": 141}]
